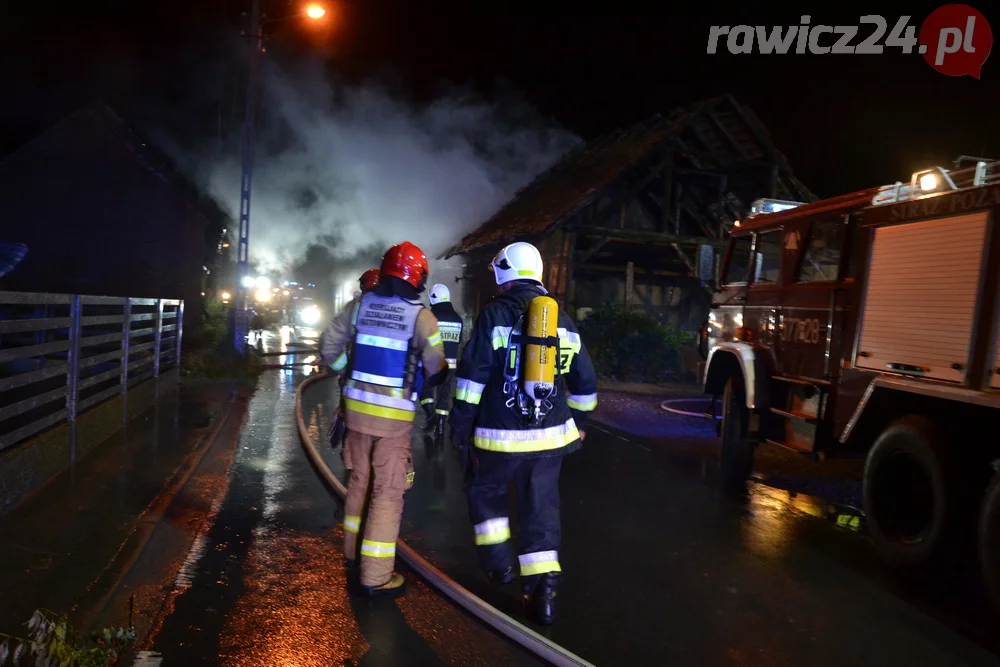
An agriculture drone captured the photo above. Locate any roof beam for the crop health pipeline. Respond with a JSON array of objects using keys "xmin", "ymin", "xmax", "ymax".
[
  {"xmin": 686, "ymin": 121, "xmax": 722, "ymax": 168},
  {"xmin": 577, "ymin": 263, "xmax": 688, "ymax": 278},
  {"xmin": 671, "ymin": 242, "xmax": 713, "ymax": 296},
  {"xmin": 576, "ymin": 238, "xmax": 609, "ymax": 265},
  {"xmin": 720, "ymin": 98, "xmax": 815, "ymax": 201},
  {"xmin": 574, "ymin": 225, "xmax": 726, "ymax": 248},
  {"xmin": 706, "ymin": 110, "xmax": 751, "ymax": 161},
  {"xmin": 674, "ymin": 137, "xmax": 706, "ymax": 170},
  {"xmin": 674, "ymin": 167, "xmax": 729, "ymax": 177}
]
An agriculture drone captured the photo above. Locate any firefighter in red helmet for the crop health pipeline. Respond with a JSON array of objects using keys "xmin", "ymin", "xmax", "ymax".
[
  {"xmin": 359, "ymin": 268, "xmax": 380, "ymax": 292},
  {"xmin": 323, "ymin": 267, "xmax": 382, "ymax": 451},
  {"xmin": 320, "ymin": 242, "xmax": 448, "ymax": 596}
]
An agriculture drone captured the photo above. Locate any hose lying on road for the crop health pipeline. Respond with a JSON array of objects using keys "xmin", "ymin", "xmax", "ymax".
[
  {"xmin": 256, "ymin": 349, "xmax": 319, "ymax": 357},
  {"xmin": 660, "ymin": 397, "xmax": 716, "ymax": 419},
  {"xmin": 261, "ymin": 361, "xmax": 322, "ymax": 370},
  {"xmin": 295, "ymin": 371, "xmax": 596, "ymax": 667}
]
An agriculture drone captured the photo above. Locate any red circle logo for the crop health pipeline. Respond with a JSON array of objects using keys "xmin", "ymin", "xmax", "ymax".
[{"xmin": 919, "ymin": 4, "xmax": 993, "ymax": 78}]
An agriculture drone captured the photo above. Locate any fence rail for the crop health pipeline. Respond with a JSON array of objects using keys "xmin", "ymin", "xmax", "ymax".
[{"xmin": 0, "ymin": 291, "xmax": 184, "ymax": 454}]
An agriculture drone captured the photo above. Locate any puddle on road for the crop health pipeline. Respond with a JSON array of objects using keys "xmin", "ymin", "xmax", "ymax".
[
  {"xmin": 739, "ymin": 482, "xmax": 867, "ymax": 560},
  {"xmin": 133, "ymin": 651, "xmax": 164, "ymax": 665}
]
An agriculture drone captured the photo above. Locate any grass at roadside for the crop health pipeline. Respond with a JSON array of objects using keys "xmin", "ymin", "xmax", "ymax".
[
  {"xmin": 0, "ymin": 610, "xmax": 134, "ymax": 667},
  {"xmin": 180, "ymin": 300, "xmax": 263, "ymax": 386}
]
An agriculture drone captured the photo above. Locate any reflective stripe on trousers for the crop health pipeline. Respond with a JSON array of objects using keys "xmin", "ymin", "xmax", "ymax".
[
  {"xmin": 342, "ymin": 429, "xmax": 415, "ymax": 587},
  {"xmin": 519, "ymin": 550, "xmax": 561, "ymax": 576},
  {"xmin": 465, "ymin": 453, "xmax": 563, "ymax": 590},
  {"xmin": 473, "ymin": 418, "xmax": 580, "ymax": 453},
  {"xmin": 474, "ymin": 517, "xmax": 511, "ymax": 546}
]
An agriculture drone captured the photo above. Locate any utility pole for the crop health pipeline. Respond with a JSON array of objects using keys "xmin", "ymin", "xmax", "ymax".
[{"xmin": 233, "ymin": 0, "xmax": 262, "ymax": 354}]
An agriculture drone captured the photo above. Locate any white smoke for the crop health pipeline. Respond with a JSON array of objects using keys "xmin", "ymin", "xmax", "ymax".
[{"xmin": 185, "ymin": 57, "xmax": 579, "ymax": 276}]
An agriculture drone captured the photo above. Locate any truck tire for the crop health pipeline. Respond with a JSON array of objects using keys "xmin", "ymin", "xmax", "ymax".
[
  {"xmin": 720, "ymin": 376, "xmax": 753, "ymax": 489},
  {"xmin": 863, "ymin": 415, "xmax": 960, "ymax": 576},
  {"xmin": 979, "ymin": 468, "xmax": 1000, "ymax": 613}
]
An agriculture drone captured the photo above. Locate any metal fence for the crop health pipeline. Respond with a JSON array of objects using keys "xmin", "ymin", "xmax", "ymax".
[{"xmin": 0, "ymin": 291, "xmax": 184, "ymax": 454}]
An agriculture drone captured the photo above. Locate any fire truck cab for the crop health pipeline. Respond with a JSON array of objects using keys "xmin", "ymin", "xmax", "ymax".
[{"xmin": 700, "ymin": 158, "xmax": 1000, "ymax": 607}]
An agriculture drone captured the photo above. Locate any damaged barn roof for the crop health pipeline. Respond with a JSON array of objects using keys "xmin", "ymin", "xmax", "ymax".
[{"xmin": 443, "ymin": 94, "xmax": 814, "ymax": 258}]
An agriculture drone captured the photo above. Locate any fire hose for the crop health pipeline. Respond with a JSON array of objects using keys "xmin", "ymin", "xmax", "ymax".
[{"xmin": 295, "ymin": 372, "xmax": 596, "ymax": 667}]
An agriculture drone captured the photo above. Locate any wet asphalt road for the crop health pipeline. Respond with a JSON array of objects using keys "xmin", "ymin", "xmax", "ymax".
[
  {"xmin": 300, "ymin": 378, "xmax": 1000, "ymax": 667},
  {"xmin": 138, "ymin": 323, "xmax": 1000, "ymax": 666},
  {"xmin": 144, "ymin": 329, "xmax": 542, "ymax": 667}
]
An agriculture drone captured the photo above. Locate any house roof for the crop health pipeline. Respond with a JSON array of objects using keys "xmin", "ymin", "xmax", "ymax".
[
  {"xmin": 0, "ymin": 103, "xmax": 230, "ymax": 232},
  {"xmin": 443, "ymin": 94, "xmax": 814, "ymax": 259}
]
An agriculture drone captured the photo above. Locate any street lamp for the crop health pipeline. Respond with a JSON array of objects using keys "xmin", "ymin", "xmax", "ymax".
[{"xmin": 233, "ymin": 2, "xmax": 327, "ymax": 353}]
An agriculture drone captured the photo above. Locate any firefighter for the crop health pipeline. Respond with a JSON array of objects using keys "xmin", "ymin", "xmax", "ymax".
[
  {"xmin": 449, "ymin": 241, "xmax": 598, "ymax": 625},
  {"xmin": 320, "ymin": 243, "xmax": 447, "ymax": 597},
  {"xmin": 323, "ymin": 268, "xmax": 382, "ymax": 450},
  {"xmin": 419, "ymin": 284, "xmax": 464, "ymax": 437}
]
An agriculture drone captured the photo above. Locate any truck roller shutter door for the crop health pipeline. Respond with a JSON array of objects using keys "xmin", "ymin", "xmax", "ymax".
[
  {"xmin": 993, "ymin": 301, "xmax": 1000, "ymax": 389},
  {"xmin": 856, "ymin": 211, "xmax": 989, "ymax": 383}
]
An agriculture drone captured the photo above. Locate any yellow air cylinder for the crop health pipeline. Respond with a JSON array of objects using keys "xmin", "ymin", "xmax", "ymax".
[{"xmin": 523, "ymin": 296, "xmax": 558, "ymax": 401}]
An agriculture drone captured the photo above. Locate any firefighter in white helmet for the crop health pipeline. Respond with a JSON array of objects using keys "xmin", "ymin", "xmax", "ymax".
[
  {"xmin": 419, "ymin": 284, "xmax": 464, "ymax": 436},
  {"xmin": 449, "ymin": 241, "xmax": 598, "ymax": 625}
]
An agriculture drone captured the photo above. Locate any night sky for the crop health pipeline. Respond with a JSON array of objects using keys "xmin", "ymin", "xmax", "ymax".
[{"xmin": 2, "ymin": 0, "xmax": 998, "ymax": 199}]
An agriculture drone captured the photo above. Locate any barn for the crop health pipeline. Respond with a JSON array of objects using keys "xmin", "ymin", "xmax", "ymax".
[{"xmin": 442, "ymin": 95, "xmax": 814, "ymax": 331}]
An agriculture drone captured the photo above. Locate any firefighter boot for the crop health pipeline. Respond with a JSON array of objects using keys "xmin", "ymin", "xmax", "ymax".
[
  {"xmin": 434, "ymin": 413, "xmax": 446, "ymax": 438},
  {"xmin": 523, "ymin": 572, "xmax": 560, "ymax": 625},
  {"xmin": 487, "ymin": 566, "xmax": 515, "ymax": 586},
  {"xmin": 362, "ymin": 572, "xmax": 406, "ymax": 598}
]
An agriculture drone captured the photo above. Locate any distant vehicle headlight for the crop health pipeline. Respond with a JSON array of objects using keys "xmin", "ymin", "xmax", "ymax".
[{"xmin": 300, "ymin": 305, "xmax": 321, "ymax": 325}]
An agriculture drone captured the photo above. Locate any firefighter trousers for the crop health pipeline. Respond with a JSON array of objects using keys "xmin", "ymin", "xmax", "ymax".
[
  {"xmin": 419, "ymin": 374, "xmax": 455, "ymax": 420},
  {"xmin": 464, "ymin": 452, "xmax": 563, "ymax": 593},
  {"xmin": 342, "ymin": 428, "xmax": 415, "ymax": 587}
]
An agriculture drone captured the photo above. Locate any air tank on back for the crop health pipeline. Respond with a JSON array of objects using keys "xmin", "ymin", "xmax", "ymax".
[{"xmin": 523, "ymin": 295, "xmax": 559, "ymax": 421}]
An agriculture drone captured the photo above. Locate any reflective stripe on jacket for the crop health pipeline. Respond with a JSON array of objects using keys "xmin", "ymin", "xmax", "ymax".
[
  {"xmin": 430, "ymin": 301, "xmax": 464, "ymax": 368},
  {"xmin": 321, "ymin": 292, "xmax": 447, "ymax": 437},
  {"xmin": 450, "ymin": 283, "xmax": 598, "ymax": 458}
]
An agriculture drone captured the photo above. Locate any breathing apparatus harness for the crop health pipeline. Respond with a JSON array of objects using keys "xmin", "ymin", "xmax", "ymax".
[{"xmin": 500, "ymin": 293, "xmax": 563, "ymax": 428}]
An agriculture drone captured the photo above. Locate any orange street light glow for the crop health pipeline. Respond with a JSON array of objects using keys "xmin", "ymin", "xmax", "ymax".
[{"xmin": 305, "ymin": 4, "xmax": 325, "ymax": 19}]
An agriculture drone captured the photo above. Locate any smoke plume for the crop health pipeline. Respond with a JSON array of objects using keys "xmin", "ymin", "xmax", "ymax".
[{"xmin": 150, "ymin": 45, "xmax": 579, "ymax": 300}]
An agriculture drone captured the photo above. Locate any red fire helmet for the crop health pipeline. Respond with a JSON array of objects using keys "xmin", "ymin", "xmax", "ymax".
[
  {"xmin": 380, "ymin": 242, "xmax": 429, "ymax": 289},
  {"xmin": 359, "ymin": 268, "xmax": 380, "ymax": 291}
]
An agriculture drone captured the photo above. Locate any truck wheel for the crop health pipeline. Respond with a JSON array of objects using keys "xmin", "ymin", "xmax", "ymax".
[
  {"xmin": 719, "ymin": 376, "xmax": 753, "ymax": 489},
  {"xmin": 863, "ymin": 415, "xmax": 959, "ymax": 576},
  {"xmin": 979, "ymin": 468, "xmax": 1000, "ymax": 612}
]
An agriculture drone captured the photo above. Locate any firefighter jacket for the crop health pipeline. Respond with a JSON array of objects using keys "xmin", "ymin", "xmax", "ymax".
[
  {"xmin": 450, "ymin": 282, "xmax": 598, "ymax": 458},
  {"xmin": 320, "ymin": 279, "xmax": 448, "ymax": 437},
  {"xmin": 430, "ymin": 301, "xmax": 464, "ymax": 369}
]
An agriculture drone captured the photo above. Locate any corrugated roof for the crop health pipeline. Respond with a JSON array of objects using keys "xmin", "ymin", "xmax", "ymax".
[{"xmin": 443, "ymin": 95, "xmax": 814, "ymax": 258}]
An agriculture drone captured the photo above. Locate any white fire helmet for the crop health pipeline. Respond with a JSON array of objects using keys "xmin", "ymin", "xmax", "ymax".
[
  {"xmin": 490, "ymin": 242, "xmax": 544, "ymax": 286},
  {"xmin": 429, "ymin": 284, "xmax": 450, "ymax": 305}
]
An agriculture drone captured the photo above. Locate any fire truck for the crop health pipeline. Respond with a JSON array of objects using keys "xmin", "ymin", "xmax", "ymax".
[{"xmin": 698, "ymin": 157, "xmax": 1000, "ymax": 608}]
